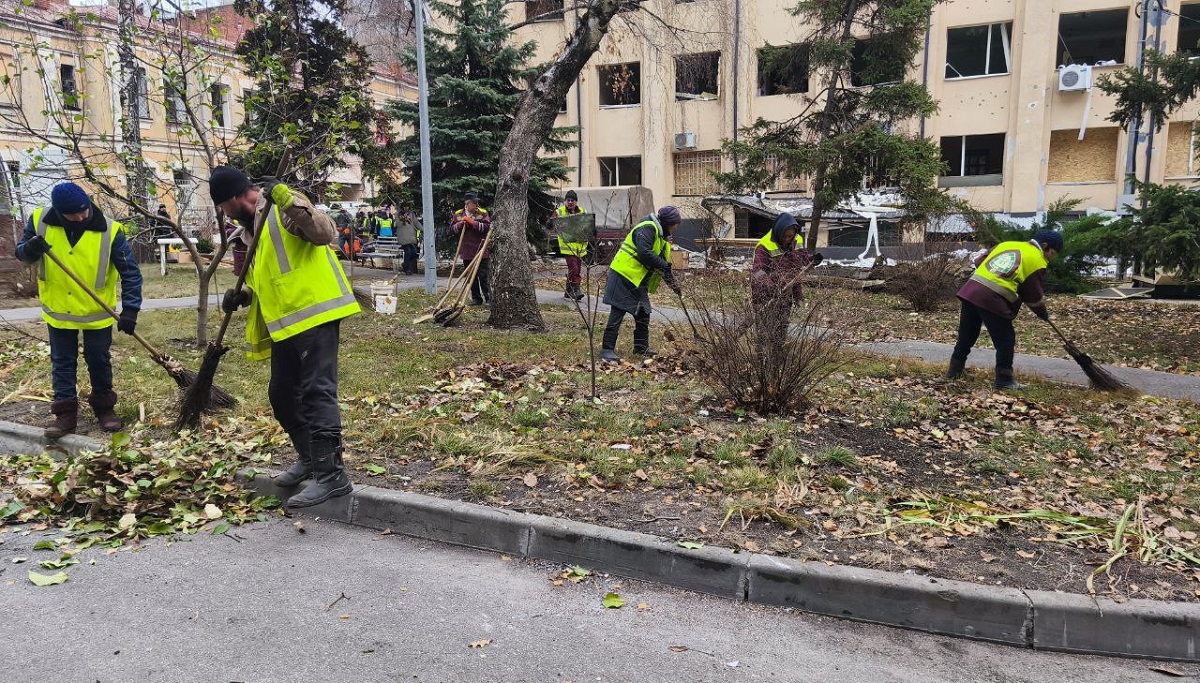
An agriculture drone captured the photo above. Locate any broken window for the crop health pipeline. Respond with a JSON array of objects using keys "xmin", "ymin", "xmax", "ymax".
[
  {"xmin": 59, "ymin": 62, "xmax": 79, "ymax": 111},
  {"xmin": 673, "ymin": 151, "xmax": 721, "ymax": 195},
  {"xmin": 945, "ymin": 23, "xmax": 1011, "ymax": 78},
  {"xmin": 757, "ymin": 45, "xmax": 808, "ymax": 96},
  {"xmin": 1178, "ymin": 4, "xmax": 1200, "ymax": 56},
  {"xmin": 598, "ymin": 62, "xmax": 640, "ymax": 107},
  {"xmin": 524, "ymin": 0, "xmax": 563, "ymax": 22},
  {"xmin": 1057, "ymin": 9, "xmax": 1128, "ymax": 66},
  {"xmin": 939, "ymin": 133, "xmax": 1004, "ymax": 185},
  {"xmin": 675, "ymin": 52, "xmax": 720, "ymax": 101},
  {"xmin": 599, "ymin": 156, "xmax": 642, "ymax": 186},
  {"xmin": 850, "ymin": 39, "xmax": 906, "ymax": 87}
]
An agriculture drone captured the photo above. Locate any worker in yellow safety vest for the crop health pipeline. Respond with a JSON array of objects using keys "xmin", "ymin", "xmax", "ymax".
[
  {"xmin": 948, "ymin": 229, "xmax": 1062, "ymax": 390},
  {"xmin": 210, "ymin": 165, "xmax": 361, "ymax": 508},
  {"xmin": 600, "ymin": 206, "xmax": 682, "ymax": 362},
  {"xmin": 554, "ymin": 190, "xmax": 589, "ymax": 301},
  {"xmin": 15, "ymin": 182, "xmax": 143, "ymax": 439}
]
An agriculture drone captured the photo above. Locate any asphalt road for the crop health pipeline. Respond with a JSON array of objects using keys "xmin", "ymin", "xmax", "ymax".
[{"xmin": 0, "ymin": 517, "xmax": 1186, "ymax": 683}]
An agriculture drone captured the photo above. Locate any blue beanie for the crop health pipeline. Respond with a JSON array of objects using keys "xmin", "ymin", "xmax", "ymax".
[
  {"xmin": 1032, "ymin": 229, "xmax": 1064, "ymax": 253},
  {"xmin": 51, "ymin": 182, "xmax": 90, "ymax": 215},
  {"xmin": 657, "ymin": 206, "xmax": 682, "ymax": 225}
]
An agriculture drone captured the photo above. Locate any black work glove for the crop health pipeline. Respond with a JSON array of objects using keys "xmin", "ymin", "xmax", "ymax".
[
  {"xmin": 117, "ymin": 308, "xmax": 138, "ymax": 335},
  {"xmin": 222, "ymin": 288, "xmax": 251, "ymax": 313},
  {"xmin": 22, "ymin": 235, "xmax": 50, "ymax": 260},
  {"xmin": 810, "ymin": 252, "xmax": 824, "ymax": 266},
  {"xmin": 1035, "ymin": 308, "xmax": 1050, "ymax": 322}
]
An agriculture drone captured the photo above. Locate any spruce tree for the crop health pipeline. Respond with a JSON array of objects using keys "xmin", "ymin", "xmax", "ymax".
[
  {"xmin": 391, "ymin": 0, "xmax": 574, "ymax": 247},
  {"xmin": 232, "ymin": 0, "xmax": 381, "ymax": 192}
]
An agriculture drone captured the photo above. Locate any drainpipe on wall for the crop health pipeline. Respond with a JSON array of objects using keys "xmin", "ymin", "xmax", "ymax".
[
  {"xmin": 573, "ymin": 3, "xmax": 584, "ymax": 186},
  {"xmin": 731, "ymin": 0, "xmax": 741, "ymax": 170},
  {"xmin": 1143, "ymin": 0, "xmax": 1165, "ymax": 187},
  {"xmin": 919, "ymin": 7, "xmax": 931, "ymax": 139},
  {"xmin": 1123, "ymin": 0, "xmax": 1152, "ymax": 201}
]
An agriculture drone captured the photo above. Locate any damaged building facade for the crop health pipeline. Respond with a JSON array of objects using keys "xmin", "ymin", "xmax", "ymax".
[{"xmin": 515, "ymin": 0, "xmax": 1200, "ymax": 249}]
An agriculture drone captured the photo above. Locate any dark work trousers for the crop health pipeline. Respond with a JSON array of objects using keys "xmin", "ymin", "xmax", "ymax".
[
  {"xmin": 465, "ymin": 257, "xmax": 491, "ymax": 303},
  {"xmin": 47, "ymin": 326, "xmax": 113, "ymax": 401},
  {"xmin": 401, "ymin": 244, "xmax": 419, "ymax": 275},
  {"xmin": 565, "ymin": 255, "xmax": 582, "ymax": 287},
  {"xmin": 951, "ymin": 300, "xmax": 1016, "ymax": 372},
  {"xmin": 268, "ymin": 320, "xmax": 342, "ymax": 442},
  {"xmin": 602, "ymin": 306, "xmax": 650, "ymax": 351}
]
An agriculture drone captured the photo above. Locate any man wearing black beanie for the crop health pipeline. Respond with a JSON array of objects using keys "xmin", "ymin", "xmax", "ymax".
[{"xmin": 209, "ymin": 165, "xmax": 360, "ymax": 508}]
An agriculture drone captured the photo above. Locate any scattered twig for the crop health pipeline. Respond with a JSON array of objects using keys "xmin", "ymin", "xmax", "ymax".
[
  {"xmin": 631, "ymin": 515, "xmax": 681, "ymax": 523},
  {"xmin": 325, "ymin": 592, "xmax": 349, "ymax": 611}
]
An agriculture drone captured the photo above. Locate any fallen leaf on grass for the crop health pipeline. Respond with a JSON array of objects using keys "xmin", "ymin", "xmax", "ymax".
[
  {"xmin": 602, "ymin": 592, "xmax": 625, "ymax": 609},
  {"xmin": 27, "ymin": 570, "xmax": 68, "ymax": 586},
  {"xmin": 363, "ymin": 463, "xmax": 387, "ymax": 476},
  {"xmin": 1016, "ymin": 550, "xmax": 1036, "ymax": 559},
  {"xmin": 469, "ymin": 639, "xmax": 492, "ymax": 648},
  {"xmin": 203, "ymin": 504, "xmax": 223, "ymax": 520},
  {"xmin": 523, "ymin": 473, "xmax": 538, "ymax": 487}
]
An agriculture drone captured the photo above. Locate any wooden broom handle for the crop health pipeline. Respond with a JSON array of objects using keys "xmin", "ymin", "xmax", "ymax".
[{"xmin": 41, "ymin": 248, "xmax": 167, "ymax": 361}]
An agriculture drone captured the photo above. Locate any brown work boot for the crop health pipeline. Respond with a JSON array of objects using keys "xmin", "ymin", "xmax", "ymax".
[
  {"xmin": 45, "ymin": 399, "xmax": 78, "ymax": 440},
  {"xmin": 88, "ymin": 391, "xmax": 124, "ymax": 432}
]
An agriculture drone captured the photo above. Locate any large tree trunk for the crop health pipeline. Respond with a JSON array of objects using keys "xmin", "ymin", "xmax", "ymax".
[{"xmin": 487, "ymin": 0, "xmax": 622, "ymax": 329}]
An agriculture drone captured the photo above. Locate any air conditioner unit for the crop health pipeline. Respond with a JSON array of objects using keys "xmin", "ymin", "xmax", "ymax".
[
  {"xmin": 674, "ymin": 131, "xmax": 697, "ymax": 150},
  {"xmin": 1058, "ymin": 64, "xmax": 1092, "ymax": 92}
]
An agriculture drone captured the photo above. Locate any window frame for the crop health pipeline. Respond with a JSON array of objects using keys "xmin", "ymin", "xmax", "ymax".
[
  {"xmin": 674, "ymin": 51, "xmax": 721, "ymax": 102},
  {"xmin": 1178, "ymin": 3, "xmax": 1200, "ymax": 57},
  {"xmin": 59, "ymin": 60, "xmax": 80, "ymax": 112},
  {"xmin": 134, "ymin": 66, "xmax": 150, "ymax": 121},
  {"xmin": 1056, "ymin": 8, "xmax": 1129, "ymax": 67},
  {"xmin": 164, "ymin": 76, "xmax": 186, "ymax": 125},
  {"xmin": 597, "ymin": 62, "xmax": 641, "ymax": 108},
  {"xmin": 209, "ymin": 82, "xmax": 231, "ymax": 129},
  {"xmin": 938, "ymin": 133, "xmax": 1006, "ymax": 187},
  {"xmin": 524, "ymin": 0, "xmax": 564, "ymax": 22},
  {"xmin": 945, "ymin": 22, "xmax": 1013, "ymax": 80},
  {"xmin": 673, "ymin": 150, "xmax": 722, "ymax": 196},
  {"xmin": 757, "ymin": 44, "xmax": 809, "ymax": 97},
  {"xmin": 0, "ymin": 43, "xmax": 20, "ymax": 108},
  {"xmin": 598, "ymin": 155, "xmax": 643, "ymax": 186}
]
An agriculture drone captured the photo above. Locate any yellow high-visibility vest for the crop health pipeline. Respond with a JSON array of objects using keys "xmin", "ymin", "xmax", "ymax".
[
  {"xmin": 610, "ymin": 215, "xmax": 671, "ymax": 293},
  {"xmin": 243, "ymin": 204, "xmax": 359, "ymax": 359},
  {"xmin": 755, "ymin": 228, "xmax": 802, "ymax": 258},
  {"xmin": 555, "ymin": 204, "xmax": 588, "ymax": 257},
  {"xmin": 33, "ymin": 207, "xmax": 121, "ymax": 330},
  {"xmin": 969, "ymin": 240, "xmax": 1048, "ymax": 303}
]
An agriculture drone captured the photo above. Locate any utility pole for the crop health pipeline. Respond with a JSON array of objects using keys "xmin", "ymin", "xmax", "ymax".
[
  {"xmin": 415, "ymin": 0, "xmax": 437, "ymax": 294},
  {"xmin": 1122, "ymin": 0, "xmax": 1152, "ymax": 210}
]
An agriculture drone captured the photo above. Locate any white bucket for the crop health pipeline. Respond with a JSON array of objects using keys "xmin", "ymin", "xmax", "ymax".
[{"xmin": 374, "ymin": 295, "xmax": 396, "ymax": 314}]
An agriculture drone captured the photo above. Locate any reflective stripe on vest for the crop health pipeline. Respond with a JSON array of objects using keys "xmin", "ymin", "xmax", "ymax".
[
  {"xmin": 247, "ymin": 205, "xmax": 360, "ymax": 343},
  {"xmin": 34, "ymin": 206, "xmax": 120, "ymax": 330},
  {"xmin": 555, "ymin": 204, "xmax": 588, "ymax": 256},
  {"xmin": 969, "ymin": 240, "xmax": 1048, "ymax": 304},
  {"xmin": 610, "ymin": 215, "xmax": 671, "ymax": 292}
]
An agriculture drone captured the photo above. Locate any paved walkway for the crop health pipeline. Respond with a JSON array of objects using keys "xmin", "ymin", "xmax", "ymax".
[
  {"xmin": 0, "ymin": 516, "xmax": 1176, "ymax": 683},
  {"xmin": 4, "ymin": 272, "xmax": 1196, "ymax": 402}
]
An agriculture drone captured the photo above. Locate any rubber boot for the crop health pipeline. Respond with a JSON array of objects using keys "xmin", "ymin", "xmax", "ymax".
[
  {"xmin": 633, "ymin": 347, "xmax": 657, "ymax": 357},
  {"xmin": 286, "ymin": 437, "xmax": 353, "ymax": 508},
  {"xmin": 45, "ymin": 399, "xmax": 78, "ymax": 440},
  {"xmin": 563, "ymin": 285, "xmax": 573, "ymax": 301},
  {"xmin": 88, "ymin": 391, "xmax": 124, "ymax": 432},
  {"xmin": 633, "ymin": 324, "xmax": 655, "ymax": 357},
  {"xmin": 273, "ymin": 431, "xmax": 313, "ymax": 488},
  {"xmin": 568, "ymin": 284, "xmax": 584, "ymax": 301},
  {"xmin": 945, "ymin": 358, "xmax": 966, "ymax": 380},
  {"xmin": 599, "ymin": 348, "xmax": 621, "ymax": 363},
  {"xmin": 994, "ymin": 369, "xmax": 1027, "ymax": 391}
]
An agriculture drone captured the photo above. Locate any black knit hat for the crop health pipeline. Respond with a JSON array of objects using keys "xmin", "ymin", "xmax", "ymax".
[
  {"xmin": 564, "ymin": 190, "xmax": 578, "ymax": 200},
  {"xmin": 208, "ymin": 166, "xmax": 251, "ymax": 206}
]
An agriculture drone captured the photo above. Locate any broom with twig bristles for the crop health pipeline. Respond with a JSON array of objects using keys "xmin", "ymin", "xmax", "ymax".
[{"xmin": 1043, "ymin": 319, "xmax": 1134, "ymax": 393}]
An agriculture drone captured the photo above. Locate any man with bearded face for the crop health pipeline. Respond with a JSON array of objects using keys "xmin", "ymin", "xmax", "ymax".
[
  {"xmin": 16, "ymin": 182, "xmax": 143, "ymax": 438},
  {"xmin": 208, "ymin": 165, "xmax": 360, "ymax": 508}
]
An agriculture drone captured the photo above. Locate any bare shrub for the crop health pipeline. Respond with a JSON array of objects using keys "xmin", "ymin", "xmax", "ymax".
[
  {"xmin": 669, "ymin": 272, "xmax": 854, "ymax": 415},
  {"xmin": 886, "ymin": 253, "xmax": 967, "ymax": 312}
]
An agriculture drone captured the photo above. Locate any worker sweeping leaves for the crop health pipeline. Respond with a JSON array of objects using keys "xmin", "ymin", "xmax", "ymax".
[
  {"xmin": 600, "ymin": 206, "xmax": 682, "ymax": 362},
  {"xmin": 948, "ymin": 229, "xmax": 1063, "ymax": 390},
  {"xmin": 15, "ymin": 182, "xmax": 143, "ymax": 438},
  {"xmin": 209, "ymin": 166, "xmax": 360, "ymax": 508}
]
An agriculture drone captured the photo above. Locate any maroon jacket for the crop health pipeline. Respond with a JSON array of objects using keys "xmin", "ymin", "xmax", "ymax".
[
  {"xmin": 751, "ymin": 234, "xmax": 812, "ymax": 305},
  {"xmin": 450, "ymin": 207, "xmax": 491, "ymax": 260}
]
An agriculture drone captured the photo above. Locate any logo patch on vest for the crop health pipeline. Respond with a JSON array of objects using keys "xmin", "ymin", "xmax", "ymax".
[{"xmin": 985, "ymin": 250, "xmax": 1021, "ymax": 278}]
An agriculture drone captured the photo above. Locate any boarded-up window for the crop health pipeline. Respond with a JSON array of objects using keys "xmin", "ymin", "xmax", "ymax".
[
  {"xmin": 1165, "ymin": 122, "xmax": 1199, "ymax": 177},
  {"xmin": 673, "ymin": 151, "xmax": 720, "ymax": 196},
  {"xmin": 1047, "ymin": 128, "xmax": 1119, "ymax": 182}
]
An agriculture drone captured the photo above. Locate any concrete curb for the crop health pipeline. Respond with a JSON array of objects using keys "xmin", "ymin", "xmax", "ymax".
[{"xmin": 2, "ymin": 420, "xmax": 1197, "ymax": 662}]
